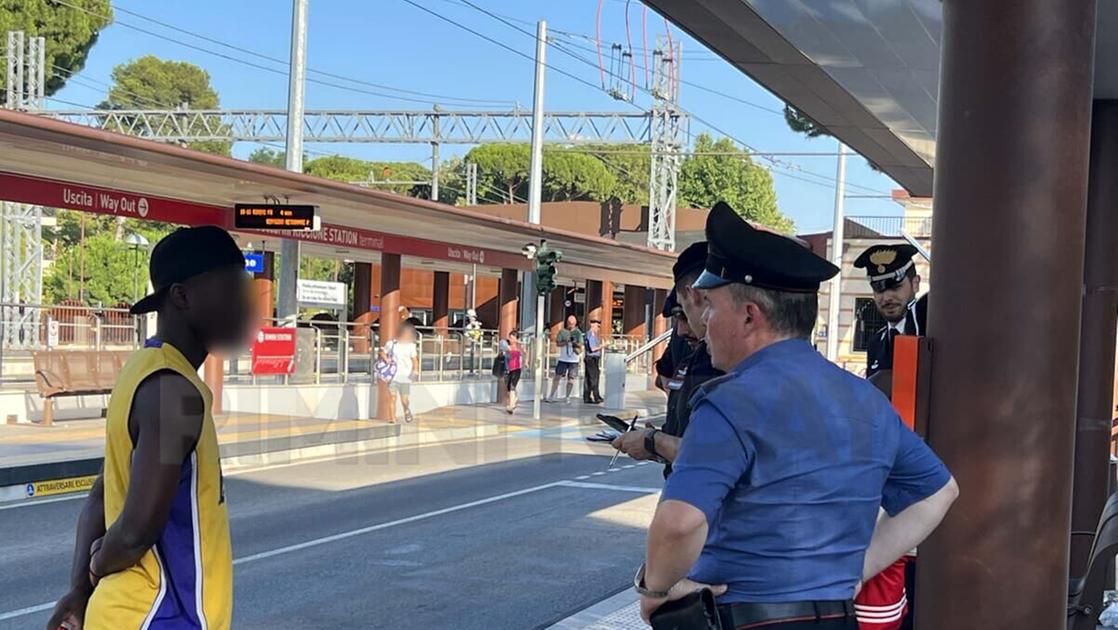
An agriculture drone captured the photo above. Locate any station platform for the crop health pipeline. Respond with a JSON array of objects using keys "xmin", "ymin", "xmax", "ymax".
[
  {"xmin": 0, "ymin": 390, "xmax": 667, "ymax": 499},
  {"xmin": 550, "ymin": 589, "xmax": 644, "ymax": 629}
]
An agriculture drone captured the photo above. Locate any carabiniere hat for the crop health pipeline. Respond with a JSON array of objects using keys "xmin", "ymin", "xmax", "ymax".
[
  {"xmin": 130, "ymin": 225, "xmax": 246, "ymax": 315},
  {"xmin": 672, "ymin": 241, "xmax": 708, "ymax": 283},
  {"xmin": 853, "ymin": 244, "xmax": 919, "ymax": 292},
  {"xmin": 692, "ymin": 201, "xmax": 839, "ymax": 292},
  {"xmin": 661, "ymin": 288, "xmax": 682, "ymax": 318}
]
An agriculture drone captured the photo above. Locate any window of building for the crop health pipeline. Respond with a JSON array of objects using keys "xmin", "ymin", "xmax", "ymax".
[{"xmin": 854, "ymin": 298, "xmax": 886, "ymax": 352}]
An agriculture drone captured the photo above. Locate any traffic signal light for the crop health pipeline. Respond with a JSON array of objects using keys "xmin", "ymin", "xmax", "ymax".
[{"xmin": 533, "ymin": 241, "xmax": 562, "ymax": 296}]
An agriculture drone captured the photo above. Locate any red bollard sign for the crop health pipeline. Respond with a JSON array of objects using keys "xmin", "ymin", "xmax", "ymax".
[{"xmin": 251, "ymin": 327, "xmax": 297, "ymax": 375}]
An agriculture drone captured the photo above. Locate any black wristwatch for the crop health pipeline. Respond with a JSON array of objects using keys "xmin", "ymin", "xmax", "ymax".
[{"xmin": 644, "ymin": 428, "xmax": 661, "ymax": 459}]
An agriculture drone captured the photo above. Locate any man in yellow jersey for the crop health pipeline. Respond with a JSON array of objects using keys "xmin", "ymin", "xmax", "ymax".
[{"xmin": 47, "ymin": 226, "xmax": 252, "ymax": 630}]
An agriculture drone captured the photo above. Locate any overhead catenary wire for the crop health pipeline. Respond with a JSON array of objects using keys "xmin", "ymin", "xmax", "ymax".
[
  {"xmin": 447, "ymin": 2, "xmax": 890, "ymax": 196},
  {"xmin": 422, "ymin": 0, "xmax": 891, "ymax": 198},
  {"xmin": 52, "ymin": 0, "xmax": 517, "ymax": 109}
]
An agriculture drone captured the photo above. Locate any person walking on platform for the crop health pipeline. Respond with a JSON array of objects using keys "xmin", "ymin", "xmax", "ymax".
[
  {"xmin": 852, "ymin": 243, "xmax": 931, "ymax": 630},
  {"xmin": 613, "ymin": 241, "xmax": 722, "ymax": 475},
  {"xmin": 382, "ymin": 323, "xmax": 419, "ymax": 423},
  {"xmin": 636, "ymin": 203, "xmax": 958, "ymax": 629},
  {"xmin": 502, "ymin": 331, "xmax": 523, "ymax": 414},
  {"xmin": 47, "ymin": 226, "xmax": 252, "ymax": 630},
  {"xmin": 853, "ymin": 244, "xmax": 928, "ymax": 379},
  {"xmin": 583, "ymin": 319, "xmax": 605, "ymax": 404}
]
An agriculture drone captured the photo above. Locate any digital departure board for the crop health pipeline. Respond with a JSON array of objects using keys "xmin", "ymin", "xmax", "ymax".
[{"xmin": 234, "ymin": 204, "xmax": 319, "ymax": 230}]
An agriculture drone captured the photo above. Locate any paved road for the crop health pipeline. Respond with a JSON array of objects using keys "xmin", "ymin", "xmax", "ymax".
[{"xmin": 0, "ymin": 428, "xmax": 663, "ymax": 630}]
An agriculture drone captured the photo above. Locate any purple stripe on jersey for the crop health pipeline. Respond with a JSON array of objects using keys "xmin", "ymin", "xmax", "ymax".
[
  {"xmin": 144, "ymin": 338, "xmax": 164, "ymax": 348},
  {"xmin": 149, "ymin": 456, "xmax": 204, "ymax": 629}
]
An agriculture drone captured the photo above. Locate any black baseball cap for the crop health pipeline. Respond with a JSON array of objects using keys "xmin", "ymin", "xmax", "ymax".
[{"xmin": 130, "ymin": 225, "xmax": 246, "ymax": 315}]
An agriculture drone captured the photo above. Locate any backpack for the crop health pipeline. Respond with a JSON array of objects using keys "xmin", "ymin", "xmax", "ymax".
[{"xmin": 375, "ymin": 341, "xmax": 398, "ymax": 383}]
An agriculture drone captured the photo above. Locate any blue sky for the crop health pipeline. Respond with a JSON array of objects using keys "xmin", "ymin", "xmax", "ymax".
[{"xmin": 51, "ymin": 0, "xmax": 903, "ymax": 234}]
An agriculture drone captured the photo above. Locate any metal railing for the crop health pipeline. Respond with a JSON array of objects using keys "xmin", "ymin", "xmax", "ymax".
[
  {"xmin": 222, "ymin": 321, "xmax": 507, "ymax": 386},
  {"xmin": 0, "ymin": 302, "xmax": 141, "ymax": 351},
  {"xmin": 846, "ymin": 215, "xmax": 933, "ymax": 239},
  {"xmin": 0, "ymin": 303, "xmax": 665, "ymax": 384}
]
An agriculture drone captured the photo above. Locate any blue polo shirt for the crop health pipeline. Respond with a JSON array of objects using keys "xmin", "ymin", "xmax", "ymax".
[{"xmin": 661, "ymin": 339, "xmax": 950, "ymax": 604}]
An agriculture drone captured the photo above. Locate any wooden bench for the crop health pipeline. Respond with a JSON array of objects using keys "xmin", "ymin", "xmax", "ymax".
[{"xmin": 32, "ymin": 350, "xmax": 130, "ymax": 426}]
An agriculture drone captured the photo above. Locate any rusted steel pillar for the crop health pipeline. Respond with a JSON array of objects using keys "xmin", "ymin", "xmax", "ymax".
[
  {"xmin": 1070, "ymin": 100, "xmax": 1118, "ymax": 574},
  {"xmin": 919, "ymin": 1, "xmax": 1097, "ymax": 628}
]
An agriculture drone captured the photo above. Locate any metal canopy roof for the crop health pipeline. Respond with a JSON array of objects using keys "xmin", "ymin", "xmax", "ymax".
[
  {"xmin": 0, "ymin": 109, "xmax": 674, "ymax": 289},
  {"xmin": 648, "ymin": 0, "xmax": 1118, "ymax": 197}
]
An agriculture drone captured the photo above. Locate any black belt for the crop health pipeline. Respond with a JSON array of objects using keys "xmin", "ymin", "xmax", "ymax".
[{"xmin": 717, "ymin": 600, "xmax": 854, "ymax": 629}]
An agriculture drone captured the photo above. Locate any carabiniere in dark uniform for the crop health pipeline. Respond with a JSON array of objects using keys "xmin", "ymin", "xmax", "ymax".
[
  {"xmin": 657, "ymin": 241, "xmax": 724, "ymax": 477},
  {"xmin": 853, "ymin": 244, "xmax": 929, "ymax": 378}
]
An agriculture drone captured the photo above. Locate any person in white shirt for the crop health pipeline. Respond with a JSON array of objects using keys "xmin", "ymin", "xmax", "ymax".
[
  {"xmin": 383, "ymin": 323, "xmax": 419, "ymax": 423},
  {"xmin": 546, "ymin": 315, "xmax": 583, "ymax": 404}
]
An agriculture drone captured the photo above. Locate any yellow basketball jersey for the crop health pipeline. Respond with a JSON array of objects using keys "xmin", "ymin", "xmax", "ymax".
[{"xmin": 86, "ymin": 340, "xmax": 233, "ymax": 630}]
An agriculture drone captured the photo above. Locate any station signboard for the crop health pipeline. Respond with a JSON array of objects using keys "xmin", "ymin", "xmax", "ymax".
[
  {"xmin": 297, "ymin": 279, "xmax": 347, "ymax": 309},
  {"xmin": 251, "ymin": 327, "xmax": 297, "ymax": 375}
]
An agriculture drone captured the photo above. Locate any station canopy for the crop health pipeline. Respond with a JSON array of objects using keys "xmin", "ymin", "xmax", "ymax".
[
  {"xmin": 0, "ymin": 109, "xmax": 675, "ymax": 289},
  {"xmin": 644, "ymin": 0, "xmax": 1118, "ymax": 196}
]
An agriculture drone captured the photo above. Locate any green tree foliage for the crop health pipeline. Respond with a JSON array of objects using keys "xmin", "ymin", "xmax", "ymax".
[
  {"xmin": 0, "ymin": 0, "xmax": 113, "ymax": 104},
  {"xmin": 464, "ymin": 143, "xmax": 625, "ymax": 204},
  {"xmin": 783, "ymin": 104, "xmax": 829, "ymax": 139},
  {"xmin": 585, "ymin": 144, "xmax": 650, "ymax": 205},
  {"xmin": 44, "ymin": 233, "xmax": 150, "ymax": 305},
  {"xmin": 43, "ymin": 210, "xmax": 177, "ymax": 304},
  {"xmin": 466, "ymin": 144, "xmax": 530, "ymax": 203},
  {"xmin": 247, "ymin": 147, "xmax": 286, "ymax": 168},
  {"xmin": 680, "ymin": 133, "xmax": 793, "ymax": 233},
  {"xmin": 99, "ymin": 55, "xmax": 231, "ymax": 155},
  {"xmin": 542, "ymin": 150, "xmax": 616, "ymax": 202},
  {"xmin": 305, "ymin": 155, "xmax": 433, "ymax": 198}
]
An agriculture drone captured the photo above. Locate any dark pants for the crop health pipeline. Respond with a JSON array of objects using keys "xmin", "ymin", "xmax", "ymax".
[
  {"xmin": 717, "ymin": 612, "xmax": 858, "ymax": 630},
  {"xmin": 584, "ymin": 355, "xmax": 602, "ymax": 401}
]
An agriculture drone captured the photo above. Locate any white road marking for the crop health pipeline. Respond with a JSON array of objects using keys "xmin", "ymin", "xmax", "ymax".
[
  {"xmin": 232, "ymin": 481, "xmax": 564, "ymax": 565},
  {"xmin": 0, "ymin": 602, "xmax": 55, "ymax": 621},
  {"xmin": 0, "ymin": 493, "xmax": 87, "ymax": 511},
  {"xmin": 622, "ymin": 464, "xmax": 636, "ymax": 469},
  {"xmin": 574, "ymin": 475, "xmax": 591, "ymax": 480},
  {"xmin": 0, "ymin": 465, "xmax": 662, "ymax": 622},
  {"xmin": 557, "ymin": 481, "xmax": 661, "ymax": 494},
  {"xmin": 590, "ymin": 471, "xmax": 606, "ymax": 476}
]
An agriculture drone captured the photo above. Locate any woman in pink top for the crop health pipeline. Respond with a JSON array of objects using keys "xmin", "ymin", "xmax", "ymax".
[{"xmin": 503, "ymin": 331, "xmax": 523, "ymax": 414}]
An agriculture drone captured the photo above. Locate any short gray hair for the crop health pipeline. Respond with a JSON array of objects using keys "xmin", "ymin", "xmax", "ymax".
[{"xmin": 728, "ymin": 284, "xmax": 818, "ymax": 339}]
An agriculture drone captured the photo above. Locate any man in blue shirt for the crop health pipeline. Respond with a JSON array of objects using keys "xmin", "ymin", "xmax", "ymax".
[
  {"xmin": 583, "ymin": 319, "xmax": 604, "ymax": 404},
  {"xmin": 637, "ymin": 202, "xmax": 958, "ymax": 629}
]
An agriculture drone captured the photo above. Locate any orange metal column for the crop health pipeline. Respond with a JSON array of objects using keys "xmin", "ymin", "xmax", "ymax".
[
  {"xmin": 600, "ymin": 280, "xmax": 614, "ymax": 338},
  {"xmin": 253, "ymin": 251, "xmax": 275, "ymax": 326},
  {"xmin": 623, "ymin": 285, "xmax": 647, "ymax": 339},
  {"xmin": 650, "ymin": 288, "xmax": 668, "ymax": 390},
  {"xmin": 376, "ymin": 254, "xmax": 401, "ymax": 421},
  {"xmin": 433, "ymin": 271, "xmax": 450, "ymax": 336},
  {"xmin": 203, "ymin": 354, "xmax": 224, "ymax": 416},
  {"xmin": 586, "ymin": 280, "xmax": 604, "ymax": 326},
  {"xmin": 497, "ymin": 268, "xmax": 519, "ymax": 405},
  {"xmin": 352, "ymin": 262, "xmax": 373, "ymax": 353}
]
